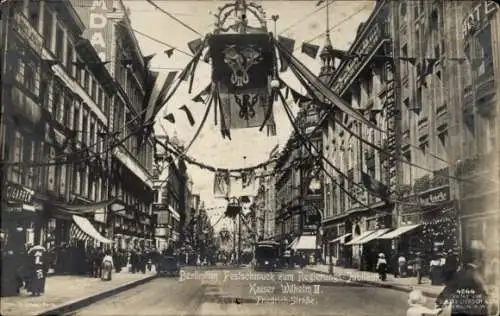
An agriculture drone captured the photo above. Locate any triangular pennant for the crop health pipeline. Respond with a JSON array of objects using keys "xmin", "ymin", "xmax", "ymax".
[
  {"xmin": 164, "ymin": 113, "xmax": 175, "ymax": 123},
  {"xmin": 187, "ymin": 38, "xmax": 203, "ymax": 55},
  {"xmin": 301, "ymin": 42, "xmax": 320, "ymax": 59},
  {"xmin": 143, "ymin": 53, "xmax": 156, "ymax": 65},
  {"xmin": 179, "ymin": 105, "xmax": 195, "ymax": 126},
  {"xmin": 290, "ymin": 88, "xmax": 302, "ymax": 104},
  {"xmin": 277, "ymin": 36, "xmax": 295, "ymax": 72},
  {"xmin": 192, "ymin": 84, "xmax": 211, "ymax": 103},
  {"xmin": 164, "ymin": 48, "xmax": 174, "ymax": 58}
]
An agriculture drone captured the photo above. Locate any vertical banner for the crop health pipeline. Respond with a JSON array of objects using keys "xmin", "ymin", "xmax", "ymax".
[
  {"xmin": 213, "ymin": 171, "xmax": 231, "ymax": 198},
  {"xmin": 74, "ymin": 0, "xmax": 114, "ymax": 63},
  {"xmin": 209, "ymin": 33, "xmax": 274, "ymax": 130},
  {"xmin": 47, "ymin": 147, "xmax": 56, "ymax": 192}
]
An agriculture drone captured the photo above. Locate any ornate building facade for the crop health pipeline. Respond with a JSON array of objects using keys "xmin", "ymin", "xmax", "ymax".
[
  {"xmin": 320, "ymin": 1, "xmax": 395, "ymax": 270},
  {"xmin": 72, "ymin": 0, "xmax": 156, "ymax": 249}
]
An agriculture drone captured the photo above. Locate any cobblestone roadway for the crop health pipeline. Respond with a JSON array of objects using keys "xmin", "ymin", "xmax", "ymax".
[{"xmin": 72, "ymin": 267, "xmax": 435, "ymax": 316}]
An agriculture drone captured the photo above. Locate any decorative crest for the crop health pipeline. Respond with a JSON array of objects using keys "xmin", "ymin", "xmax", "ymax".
[{"xmin": 212, "ymin": 0, "xmax": 267, "ymax": 34}]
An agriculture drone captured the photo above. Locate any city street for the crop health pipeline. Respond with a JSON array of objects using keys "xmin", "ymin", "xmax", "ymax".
[{"xmin": 70, "ymin": 267, "xmax": 431, "ymax": 316}]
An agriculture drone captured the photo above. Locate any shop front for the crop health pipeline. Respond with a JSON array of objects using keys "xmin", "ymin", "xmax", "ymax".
[
  {"xmin": 398, "ymin": 185, "xmax": 458, "ymax": 273},
  {"xmin": 1, "ymin": 182, "xmax": 44, "ymax": 252}
]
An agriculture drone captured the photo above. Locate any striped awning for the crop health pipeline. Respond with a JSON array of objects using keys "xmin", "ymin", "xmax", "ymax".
[{"xmin": 71, "ymin": 215, "xmax": 113, "ymax": 244}]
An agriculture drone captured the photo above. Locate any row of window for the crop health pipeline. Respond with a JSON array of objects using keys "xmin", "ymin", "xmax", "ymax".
[{"xmin": 24, "ymin": 0, "xmax": 112, "ymax": 117}]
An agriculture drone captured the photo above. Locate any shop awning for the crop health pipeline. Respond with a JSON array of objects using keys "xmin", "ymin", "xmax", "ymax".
[
  {"xmin": 293, "ymin": 235, "xmax": 317, "ymax": 250},
  {"xmin": 72, "ymin": 215, "xmax": 113, "ymax": 244},
  {"xmin": 378, "ymin": 224, "xmax": 421, "ymax": 240},
  {"xmin": 356, "ymin": 228, "xmax": 391, "ymax": 244},
  {"xmin": 329, "ymin": 233, "xmax": 352, "ymax": 244},
  {"xmin": 345, "ymin": 230, "xmax": 376, "ymax": 246},
  {"xmin": 56, "ymin": 199, "xmax": 118, "ymax": 214}
]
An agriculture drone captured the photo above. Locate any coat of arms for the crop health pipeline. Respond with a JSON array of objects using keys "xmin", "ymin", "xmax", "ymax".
[{"xmin": 222, "ymin": 45, "xmax": 263, "ymax": 87}]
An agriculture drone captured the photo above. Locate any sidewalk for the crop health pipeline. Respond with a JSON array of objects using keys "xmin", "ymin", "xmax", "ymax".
[
  {"xmin": 1, "ymin": 270, "xmax": 156, "ymax": 316},
  {"xmin": 306, "ymin": 264, "xmax": 444, "ymax": 298}
]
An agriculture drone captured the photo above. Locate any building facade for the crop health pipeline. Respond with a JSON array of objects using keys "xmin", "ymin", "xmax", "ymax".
[
  {"xmin": 152, "ymin": 135, "xmax": 188, "ymax": 252},
  {"xmin": 320, "ymin": 0, "xmax": 499, "ymax": 277},
  {"xmin": 0, "ymin": 0, "xmax": 139, "ymax": 258},
  {"xmin": 321, "ymin": 1, "xmax": 396, "ymax": 270},
  {"xmin": 449, "ymin": 0, "xmax": 499, "ymax": 276},
  {"xmin": 72, "ymin": 0, "xmax": 156, "ymax": 249}
]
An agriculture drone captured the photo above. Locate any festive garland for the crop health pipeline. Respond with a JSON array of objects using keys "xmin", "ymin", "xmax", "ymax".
[{"xmin": 154, "ymin": 137, "xmax": 278, "ymax": 177}]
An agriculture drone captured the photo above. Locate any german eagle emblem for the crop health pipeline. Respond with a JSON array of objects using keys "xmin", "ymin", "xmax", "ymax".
[{"xmin": 222, "ymin": 45, "xmax": 262, "ymax": 87}]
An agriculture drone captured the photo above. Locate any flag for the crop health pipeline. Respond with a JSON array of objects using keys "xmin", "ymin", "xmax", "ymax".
[
  {"xmin": 361, "ymin": 171, "xmax": 389, "ymax": 198},
  {"xmin": 241, "ymin": 170, "xmax": 255, "ymax": 189},
  {"xmin": 209, "ymin": 33, "xmax": 274, "ymax": 93},
  {"xmin": 316, "ymin": 0, "xmax": 326, "ymax": 6},
  {"xmin": 187, "ymin": 38, "xmax": 203, "ymax": 54},
  {"xmin": 213, "ymin": 171, "xmax": 231, "ymax": 198},
  {"xmin": 155, "ymin": 71, "xmax": 178, "ymax": 108},
  {"xmin": 164, "ymin": 113, "xmax": 175, "ymax": 123},
  {"xmin": 218, "ymin": 85, "xmax": 272, "ymax": 129},
  {"xmin": 277, "ymin": 36, "xmax": 295, "ymax": 72},
  {"xmin": 179, "ymin": 105, "xmax": 195, "ymax": 126},
  {"xmin": 301, "ymin": 42, "xmax": 320, "ymax": 59},
  {"xmin": 164, "ymin": 48, "xmax": 174, "ymax": 57},
  {"xmin": 143, "ymin": 71, "xmax": 178, "ymax": 125}
]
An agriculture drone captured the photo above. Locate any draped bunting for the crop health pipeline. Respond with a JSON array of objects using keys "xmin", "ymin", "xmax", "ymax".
[
  {"xmin": 213, "ymin": 170, "xmax": 231, "ymax": 198},
  {"xmin": 143, "ymin": 71, "xmax": 178, "ymax": 125},
  {"xmin": 275, "ymin": 40, "xmax": 381, "ymax": 131}
]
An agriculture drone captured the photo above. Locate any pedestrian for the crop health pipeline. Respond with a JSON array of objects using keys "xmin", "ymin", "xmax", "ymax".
[
  {"xmin": 399, "ymin": 253, "xmax": 407, "ymax": 277},
  {"xmin": 443, "ymin": 249, "xmax": 458, "ymax": 285},
  {"xmin": 101, "ymin": 250, "xmax": 114, "ymax": 281},
  {"xmin": 406, "ymin": 290, "xmax": 442, "ymax": 316},
  {"xmin": 413, "ymin": 252, "xmax": 423, "ymax": 285},
  {"xmin": 376, "ymin": 253, "xmax": 387, "ymax": 281},
  {"xmin": 27, "ymin": 245, "xmax": 47, "ymax": 296}
]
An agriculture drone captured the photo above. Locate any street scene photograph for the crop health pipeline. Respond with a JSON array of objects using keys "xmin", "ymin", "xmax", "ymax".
[{"xmin": 1, "ymin": 0, "xmax": 500, "ymax": 315}]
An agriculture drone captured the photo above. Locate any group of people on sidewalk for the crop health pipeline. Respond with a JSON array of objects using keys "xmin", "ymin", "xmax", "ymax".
[{"xmin": 0, "ymin": 242, "xmax": 164, "ymax": 297}]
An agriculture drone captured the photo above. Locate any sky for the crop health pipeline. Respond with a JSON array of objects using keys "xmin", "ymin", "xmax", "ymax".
[{"xmin": 126, "ymin": 0, "xmax": 375, "ymax": 229}]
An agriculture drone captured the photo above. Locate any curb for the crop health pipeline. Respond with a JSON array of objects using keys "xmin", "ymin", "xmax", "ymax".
[
  {"xmin": 305, "ymin": 267, "xmax": 439, "ymax": 299},
  {"xmin": 35, "ymin": 274, "xmax": 157, "ymax": 315}
]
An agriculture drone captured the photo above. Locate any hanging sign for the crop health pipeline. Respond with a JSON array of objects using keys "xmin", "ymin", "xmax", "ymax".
[
  {"xmin": 333, "ymin": 21, "xmax": 388, "ymax": 95},
  {"xmin": 418, "ymin": 185, "xmax": 450, "ymax": 205}
]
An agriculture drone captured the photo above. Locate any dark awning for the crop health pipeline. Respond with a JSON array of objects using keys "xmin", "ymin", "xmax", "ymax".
[{"xmin": 53, "ymin": 199, "xmax": 118, "ymax": 215}]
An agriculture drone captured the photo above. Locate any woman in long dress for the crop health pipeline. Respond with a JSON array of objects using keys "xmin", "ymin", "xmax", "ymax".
[
  {"xmin": 101, "ymin": 250, "xmax": 114, "ymax": 281},
  {"xmin": 28, "ymin": 245, "xmax": 47, "ymax": 296}
]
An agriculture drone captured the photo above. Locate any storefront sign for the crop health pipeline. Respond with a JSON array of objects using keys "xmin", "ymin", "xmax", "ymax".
[
  {"xmin": 333, "ymin": 20, "xmax": 387, "ymax": 94},
  {"xmin": 5, "ymin": 182, "xmax": 34, "ymax": 204},
  {"xmin": 88, "ymin": 0, "xmax": 113, "ymax": 61},
  {"xmin": 418, "ymin": 186, "xmax": 450, "ymax": 205},
  {"xmin": 462, "ymin": 1, "xmax": 498, "ymax": 40},
  {"xmin": 11, "ymin": 12, "xmax": 43, "ymax": 53}
]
